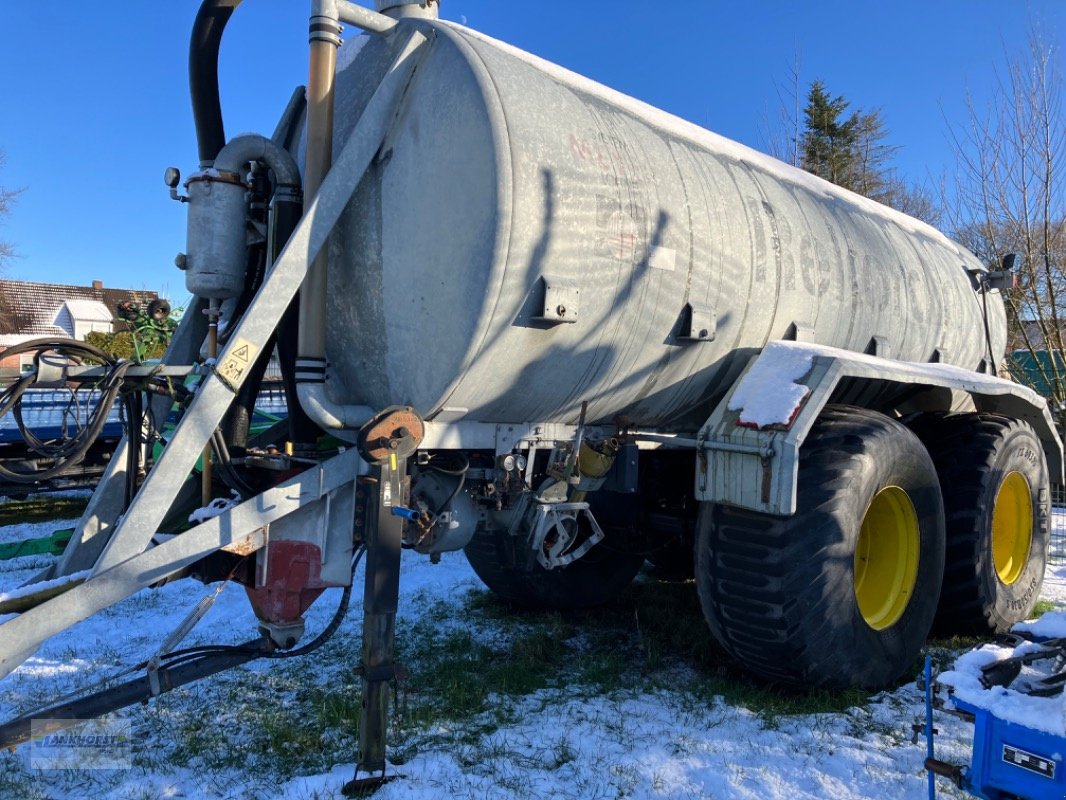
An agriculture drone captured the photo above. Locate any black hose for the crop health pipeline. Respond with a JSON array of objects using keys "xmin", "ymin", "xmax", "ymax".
[
  {"xmin": 0, "ymin": 639, "xmax": 269, "ymax": 750},
  {"xmin": 218, "ymin": 147, "xmax": 307, "ymax": 453},
  {"xmin": 189, "ymin": 0, "xmax": 244, "ymax": 166},
  {"xmin": 427, "ymin": 453, "xmax": 470, "ymax": 515},
  {"xmin": 123, "ymin": 389, "xmax": 144, "ymax": 507},
  {"xmin": 0, "ymin": 372, "xmax": 34, "ymax": 420},
  {"xmin": 220, "ymin": 243, "xmax": 271, "ymax": 455},
  {"xmin": 0, "ymin": 340, "xmax": 130, "ymax": 483},
  {"xmin": 210, "ymin": 428, "xmax": 257, "ymax": 498},
  {"xmin": 267, "ymin": 582, "xmax": 355, "ymax": 659},
  {"xmin": 0, "ymin": 362, "xmax": 132, "ymax": 484},
  {"xmin": 0, "ymin": 338, "xmax": 177, "ymax": 485},
  {"xmin": 273, "ymin": 235, "xmax": 321, "ymax": 445}
]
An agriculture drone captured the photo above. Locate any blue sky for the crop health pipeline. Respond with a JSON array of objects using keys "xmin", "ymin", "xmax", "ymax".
[{"xmin": 0, "ymin": 1, "xmax": 1063, "ymax": 302}]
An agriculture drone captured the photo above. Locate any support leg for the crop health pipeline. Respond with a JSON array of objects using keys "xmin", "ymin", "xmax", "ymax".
[
  {"xmin": 344, "ymin": 407, "xmax": 424, "ymax": 795},
  {"xmin": 345, "ymin": 463, "xmax": 404, "ymax": 794}
]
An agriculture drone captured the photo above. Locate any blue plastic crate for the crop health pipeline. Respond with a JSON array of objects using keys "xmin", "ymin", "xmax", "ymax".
[{"xmin": 951, "ymin": 694, "xmax": 1066, "ymax": 799}]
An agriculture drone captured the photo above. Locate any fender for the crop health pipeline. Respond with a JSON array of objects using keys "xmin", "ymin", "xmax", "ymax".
[{"xmin": 696, "ymin": 340, "xmax": 1063, "ymax": 515}]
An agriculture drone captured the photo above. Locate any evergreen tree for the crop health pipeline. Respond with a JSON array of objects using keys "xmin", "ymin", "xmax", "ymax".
[
  {"xmin": 801, "ymin": 81, "xmax": 860, "ymax": 187},
  {"xmin": 800, "ymin": 81, "xmax": 900, "ymax": 207}
]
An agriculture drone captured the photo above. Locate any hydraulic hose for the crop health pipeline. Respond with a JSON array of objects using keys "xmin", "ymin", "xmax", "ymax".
[
  {"xmin": 190, "ymin": 0, "xmax": 244, "ymax": 167},
  {"xmin": 0, "ymin": 639, "xmax": 270, "ymax": 749},
  {"xmin": 0, "ymin": 338, "xmax": 185, "ymax": 487},
  {"xmin": 0, "ymin": 339, "xmax": 132, "ymax": 483}
]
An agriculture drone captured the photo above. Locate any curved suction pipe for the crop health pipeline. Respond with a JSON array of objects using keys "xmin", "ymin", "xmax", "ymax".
[
  {"xmin": 214, "ymin": 134, "xmax": 302, "ymax": 189},
  {"xmin": 296, "ymin": 382, "xmax": 374, "ymax": 434},
  {"xmin": 190, "ymin": 0, "xmax": 243, "ymax": 167}
]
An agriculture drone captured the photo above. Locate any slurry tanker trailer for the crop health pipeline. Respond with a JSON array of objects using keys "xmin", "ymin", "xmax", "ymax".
[{"xmin": 0, "ymin": 0, "xmax": 1061, "ymax": 787}]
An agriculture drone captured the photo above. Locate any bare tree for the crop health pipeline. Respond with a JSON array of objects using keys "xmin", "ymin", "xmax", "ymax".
[
  {"xmin": 945, "ymin": 29, "xmax": 1066, "ymax": 422},
  {"xmin": 0, "ymin": 150, "xmax": 19, "ymax": 268},
  {"xmin": 761, "ymin": 50, "xmax": 804, "ymax": 168}
]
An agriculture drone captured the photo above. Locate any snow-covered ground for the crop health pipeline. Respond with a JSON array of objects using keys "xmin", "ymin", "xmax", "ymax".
[{"xmin": 0, "ymin": 507, "xmax": 1065, "ymax": 799}]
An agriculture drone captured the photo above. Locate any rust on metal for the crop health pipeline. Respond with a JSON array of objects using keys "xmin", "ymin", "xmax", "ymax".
[
  {"xmin": 357, "ymin": 406, "xmax": 425, "ymax": 464},
  {"xmin": 220, "ymin": 527, "xmax": 268, "ymax": 557},
  {"xmin": 184, "ymin": 169, "xmax": 247, "ymax": 189}
]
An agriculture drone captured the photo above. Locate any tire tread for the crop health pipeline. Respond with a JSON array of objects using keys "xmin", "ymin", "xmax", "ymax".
[{"xmin": 696, "ymin": 405, "xmax": 944, "ymax": 688}]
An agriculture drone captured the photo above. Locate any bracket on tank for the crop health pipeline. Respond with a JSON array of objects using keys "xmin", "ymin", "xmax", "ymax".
[
  {"xmin": 696, "ymin": 340, "xmax": 1064, "ymax": 517},
  {"xmin": 527, "ymin": 502, "xmax": 605, "ymax": 569}
]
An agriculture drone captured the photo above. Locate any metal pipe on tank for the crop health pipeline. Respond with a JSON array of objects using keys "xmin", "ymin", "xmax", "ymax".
[
  {"xmin": 295, "ymin": 1, "xmax": 392, "ymax": 435},
  {"xmin": 214, "ymin": 134, "xmax": 302, "ymax": 189},
  {"xmin": 374, "ymin": 0, "xmax": 438, "ymax": 19},
  {"xmin": 298, "ymin": 10, "xmax": 340, "ymax": 365},
  {"xmin": 336, "ymin": 1, "xmax": 399, "ymax": 32},
  {"xmin": 297, "ymin": 4, "xmax": 344, "ymax": 435},
  {"xmin": 298, "ymin": 2, "xmax": 397, "ymax": 360},
  {"xmin": 315, "ymin": 1, "xmax": 399, "ymax": 35}
]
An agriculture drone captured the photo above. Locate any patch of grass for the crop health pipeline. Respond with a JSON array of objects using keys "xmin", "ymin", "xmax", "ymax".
[
  {"xmin": 398, "ymin": 621, "xmax": 571, "ymax": 729},
  {"xmin": 0, "ymin": 754, "xmax": 49, "ymax": 800},
  {"xmin": 0, "ymin": 492, "xmax": 88, "ymax": 526},
  {"xmin": 907, "ymin": 634, "xmax": 989, "ymax": 689},
  {"xmin": 921, "ymin": 634, "xmax": 987, "ymax": 669},
  {"xmin": 154, "ymin": 562, "xmax": 887, "ymax": 784},
  {"xmin": 1033, "ymin": 599, "xmax": 1059, "ymax": 616},
  {"xmin": 163, "ymin": 660, "xmax": 363, "ymax": 776},
  {"xmin": 457, "ymin": 575, "xmax": 871, "ymax": 718}
]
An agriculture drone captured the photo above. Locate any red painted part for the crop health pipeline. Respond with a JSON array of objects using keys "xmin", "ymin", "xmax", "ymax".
[
  {"xmin": 245, "ymin": 540, "xmax": 333, "ymax": 624},
  {"xmin": 734, "ymin": 398, "xmax": 807, "ymax": 431}
]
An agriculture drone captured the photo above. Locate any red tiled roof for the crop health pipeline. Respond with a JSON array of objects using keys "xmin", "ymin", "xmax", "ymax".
[{"xmin": 0, "ymin": 280, "xmax": 158, "ymax": 337}]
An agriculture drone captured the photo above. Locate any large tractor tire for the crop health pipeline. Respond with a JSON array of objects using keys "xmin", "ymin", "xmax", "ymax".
[
  {"xmin": 695, "ymin": 405, "xmax": 946, "ymax": 689},
  {"xmin": 906, "ymin": 412, "xmax": 1050, "ymax": 635},
  {"xmin": 464, "ymin": 513, "xmax": 645, "ymax": 610}
]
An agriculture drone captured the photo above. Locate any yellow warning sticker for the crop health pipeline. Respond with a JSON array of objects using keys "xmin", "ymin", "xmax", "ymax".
[{"xmin": 216, "ymin": 338, "xmax": 259, "ymax": 391}]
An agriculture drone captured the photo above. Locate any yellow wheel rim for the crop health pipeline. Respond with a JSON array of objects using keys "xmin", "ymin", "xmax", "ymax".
[
  {"xmin": 854, "ymin": 486, "xmax": 921, "ymax": 631},
  {"xmin": 991, "ymin": 471, "xmax": 1033, "ymax": 586}
]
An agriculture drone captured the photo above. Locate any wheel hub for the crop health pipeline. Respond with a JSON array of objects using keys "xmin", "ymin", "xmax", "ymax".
[
  {"xmin": 854, "ymin": 486, "xmax": 921, "ymax": 631},
  {"xmin": 991, "ymin": 471, "xmax": 1033, "ymax": 586}
]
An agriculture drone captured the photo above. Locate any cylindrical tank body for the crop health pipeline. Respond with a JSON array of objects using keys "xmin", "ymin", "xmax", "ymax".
[{"xmin": 316, "ymin": 21, "xmax": 1002, "ymax": 428}]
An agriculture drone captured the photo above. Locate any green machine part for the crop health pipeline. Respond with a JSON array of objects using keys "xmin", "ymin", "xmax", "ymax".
[{"xmin": 0, "ymin": 529, "xmax": 73, "ymax": 561}]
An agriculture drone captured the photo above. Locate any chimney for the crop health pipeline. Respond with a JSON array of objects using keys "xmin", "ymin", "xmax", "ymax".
[{"xmin": 92, "ymin": 280, "xmax": 103, "ymax": 290}]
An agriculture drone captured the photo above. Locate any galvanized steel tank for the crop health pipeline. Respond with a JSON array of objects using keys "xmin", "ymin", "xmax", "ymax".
[{"xmin": 316, "ymin": 21, "xmax": 1002, "ymax": 428}]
